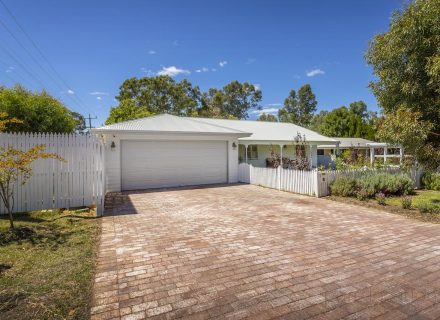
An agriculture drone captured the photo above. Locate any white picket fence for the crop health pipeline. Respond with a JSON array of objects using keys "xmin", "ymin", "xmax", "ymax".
[
  {"xmin": 238, "ymin": 163, "xmax": 318, "ymax": 196},
  {"xmin": 0, "ymin": 132, "xmax": 105, "ymax": 215},
  {"xmin": 238, "ymin": 163, "xmax": 421, "ymax": 198}
]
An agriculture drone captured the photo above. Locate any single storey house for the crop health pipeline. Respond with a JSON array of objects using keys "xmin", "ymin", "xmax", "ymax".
[{"xmin": 92, "ymin": 114, "xmax": 337, "ymax": 192}]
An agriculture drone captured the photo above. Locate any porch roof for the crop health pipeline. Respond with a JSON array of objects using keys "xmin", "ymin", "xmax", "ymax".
[{"xmin": 318, "ymin": 137, "xmax": 376, "ymax": 149}]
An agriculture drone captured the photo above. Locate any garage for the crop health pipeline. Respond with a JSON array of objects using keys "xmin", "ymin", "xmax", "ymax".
[{"xmin": 121, "ymin": 140, "xmax": 228, "ymax": 190}]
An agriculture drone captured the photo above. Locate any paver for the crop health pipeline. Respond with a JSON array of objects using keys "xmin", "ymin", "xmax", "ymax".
[{"xmin": 92, "ymin": 184, "xmax": 440, "ymax": 319}]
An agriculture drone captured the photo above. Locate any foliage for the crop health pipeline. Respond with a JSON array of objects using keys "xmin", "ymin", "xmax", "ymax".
[
  {"xmin": 330, "ymin": 176, "xmax": 357, "ymax": 197},
  {"xmin": 106, "ymin": 99, "xmax": 153, "ymax": 125},
  {"xmin": 0, "ymin": 144, "xmax": 64, "ymax": 228},
  {"xmin": 376, "ymin": 192, "xmax": 386, "ymax": 205},
  {"xmin": 421, "ymin": 172, "xmax": 440, "ymax": 191},
  {"xmin": 315, "ymin": 101, "xmax": 377, "ymax": 139},
  {"xmin": 257, "ymin": 113, "xmax": 277, "ymax": 122},
  {"xmin": 357, "ymin": 173, "xmax": 414, "ymax": 198},
  {"xmin": 401, "ymin": 196, "xmax": 412, "ymax": 209},
  {"xmin": 71, "ymin": 111, "xmax": 87, "ymax": 133},
  {"xmin": 278, "ymin": 84, "xmax": 317, "ymax": 127},
  {"xmin": 0, "ymin": 85, "xmax": 77, "ymax": 133},
  {"xmin": 108, "ymin": 76, "xmax": 261, "ymax": 122},
  {"xmin": 265, "ymin": 134, "xmax": 310, "ymax": 170},
  {"xmin": 365, "ymin": 0, "xmax": 440, "ymax": 169},
  {"xmin": 0, "ymin": 209, "xmax": 99, "ymax": 319},
  {"xmin": 330, "ymin": 172, "xmax": 414, "ymax": 200},
  {"xmin": 418, "ymin": 201, "xmax": 440, "ymax": 214}
]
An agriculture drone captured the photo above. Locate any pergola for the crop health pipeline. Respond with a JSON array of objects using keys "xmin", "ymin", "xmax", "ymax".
[{"xmin": 366, "ymin": 142, "xmax": 404, "ymax": 165}]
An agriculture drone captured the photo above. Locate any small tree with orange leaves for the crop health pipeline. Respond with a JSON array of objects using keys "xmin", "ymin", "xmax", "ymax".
[{"xmin": 0, "ymin": 112, "xmax": 64, "ymax": 228}]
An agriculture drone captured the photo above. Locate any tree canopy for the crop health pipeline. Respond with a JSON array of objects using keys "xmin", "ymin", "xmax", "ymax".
[
  {"xmin": 311, "ymin": 101, "xmax": 376, "ymax": 140},
  {"xmin": 278, "ymin": 84, "xmax": 317, "ymax": 127},
  {"xmin": 257, "ymin": 113, "xmax": 277, "ymax": 122},
  {"xmin": 106, "ymin": 76, "xmax": 262, "ymax": 124},
  {"xmin": 365, "ymin": 0, "xmax": 440, "ymax": 168},
  {"xmin": 0, "ymin": 86, "xmax": 77, "ymax": 133}
]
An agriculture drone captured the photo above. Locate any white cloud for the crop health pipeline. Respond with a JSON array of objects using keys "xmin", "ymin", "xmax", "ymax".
[
  {"xmin": 195, "ymin": 67, "xmax": 209, "ymax": 73},
  {"xmin": 148, "ymin": 50, "xmax": 156, "ymax": 54},
  {"xmin": 219, "ymin": 61, "xmax": 227, "ymax": 67},
  {"xmin": 140, "ymin": 67, "xmax": 154, "ymax": 76},
  {"xmin": 266, "ymin": 103, "xmax": 282, "ymax": 106},
  {"xmin": 90, "ymin": 91, "xmax": 108, "ymax": 96},
  {"xmin": 246, "ymin": 58, "xmax": 256, "ymax": 64},
  {"xmin": 157, "ymin": 66, "xmax": 190, "ymax": 77},
  {"xmin": 306, "ymin": 68, "xmax": 325, "ymax": 77},
  {"xmin": 67, "ymin": 89, "xmax": 75, "ymax": 94},
  {"xmin": 211, "ymin": 68, "xmax": 217, "ymax": 72},
  {"xmin": 254, "ymin": 83, "xmax": 261, "ymax": 91},
  {"xmin": 250, "ymin": 107, "xmax": 280, "ymax": 116},
  {"xmin": 96, "ymin": 96, "xmax": 102, "ymax": 101},
  {"xmin": 5, "ymin": 66, "xmax": 14, "ymax": 73}
]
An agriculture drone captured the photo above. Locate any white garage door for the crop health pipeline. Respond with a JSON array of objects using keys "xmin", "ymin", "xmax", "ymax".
[{"xmin": 121, "ymin": 140, "xmax": 228, "ymax": 190}]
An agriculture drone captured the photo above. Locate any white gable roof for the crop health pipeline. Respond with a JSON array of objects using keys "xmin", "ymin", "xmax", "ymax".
[
  {"xmin": 318, "ymin": 137, "xmax": 376, "ymax": 149},
  {"xmin": 93, "ymin": 114, "xmax": 337, "ymax": 144},
  {"xmin": 92, "ymin": 114, "xmax": 250, "ymax": 136}
]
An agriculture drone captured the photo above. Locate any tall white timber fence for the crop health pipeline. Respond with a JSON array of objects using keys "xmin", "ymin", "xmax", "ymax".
[
  {"xmin": 238, "ymin": 163, "xmax": 422, "ymax": 197},
  {"xmin": 0, "ymin": 132, "xmax": 105, "ymax": 215}
]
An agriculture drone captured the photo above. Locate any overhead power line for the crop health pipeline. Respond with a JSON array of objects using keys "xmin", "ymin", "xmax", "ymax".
[{"xmin": 0, "ymin": 0, "xmax": 91, "ymax": 115}]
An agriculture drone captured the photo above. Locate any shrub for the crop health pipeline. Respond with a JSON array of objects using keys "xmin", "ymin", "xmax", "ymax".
[
  {"xmin": 417, "ymin": 202, "xmax": 440, "ymax": 214},
  {"xmin": 376, "ymin": 192, "xmax": 386, "ymax": 205},
  {"xmin": 330, "ymin": 176, "xmax": 357, "ymax": 197},
  {"xmin": 330, "ymin": 172, "xmax": 415, "ymax": 199},
  {"xmin": 357, "ymin": 189, "xmax": 369, "ymax": 201},
  {"xmin": 401, "ymin": 196, "xmax": 412, "ymax": 209},
  {"xmin": 357, "ymin": 173, "xmax": 414, "ymax": 197},
  {"xmin": 421, "ymin": 172, "xmax": 440, "ymax": 191}
]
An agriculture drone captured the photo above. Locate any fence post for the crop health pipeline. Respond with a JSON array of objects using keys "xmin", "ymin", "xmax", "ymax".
[{"xmin": 314, "ymin": 169, "xmax": 320, "ymax": 197}]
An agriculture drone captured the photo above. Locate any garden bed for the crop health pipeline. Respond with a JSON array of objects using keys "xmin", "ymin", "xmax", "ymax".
[
  {"xmin": 0, "ymin": 209, "xmax": 100, "ymax": 320},
  {"xmin": 327, "ymin": 190, "xmax": 440, "ymax": 224}
]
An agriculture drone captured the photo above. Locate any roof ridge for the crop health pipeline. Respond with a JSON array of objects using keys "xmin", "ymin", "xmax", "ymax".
[
  {"xmin": 186, "ymin": 117, "xmax": 250, "ymax": 134},
  {"xmin": 100, "ymin": 113, "xmax": 171, "ymax": 129}
]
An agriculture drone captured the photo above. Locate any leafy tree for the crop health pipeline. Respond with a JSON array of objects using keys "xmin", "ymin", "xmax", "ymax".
[
  {"xmin": 278, "ymin": 84, "xmax": 317, "ymax": 126},
  {"xmin": 257, "ymin": 113, "xmax": 277, "ymax": 122},
  {"xmin": 0, "ymin": 113, "xmax": 63, "ymax": 228},
  {"xmin": 71, "ymin": 111, "xmax": 87, "ymax": 133},
  {"xmin": 314, "ymin": 101, "xmax": 376, "ymax": 139},
  {"xmin": 365, "ymin": 0, "xmax": 440, "ymax": 168},
  {"xmin": 309, "ymin": 110, "xmax": 328, "ymax": 132},
  {"xmin": 221, "ymin": 81, "xmax": 262, "ymax": 119},
  {"xmin": 106, "ymin": 100, "xmax": 152, "ymax": 125},
  {"xmin": 0, "ymin": 85, "xmax": 76, "ymax": 133},
  {"xmin": 108, "ymin": 77, "xmax": 261, "ymax": 122},
  {"xmin": 115, "ymin": 76, "xmax": 201, "ymax": 116}
]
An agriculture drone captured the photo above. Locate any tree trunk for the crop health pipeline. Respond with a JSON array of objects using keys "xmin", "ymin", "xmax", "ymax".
[{"xmin": 8, "ymin": 209, "xmax": 14, "ymax": 229}]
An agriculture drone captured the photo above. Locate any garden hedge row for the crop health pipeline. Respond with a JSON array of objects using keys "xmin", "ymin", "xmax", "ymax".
[{"xmin": 330, "ymin": 172, "xmax": 414, "ymax": 200}]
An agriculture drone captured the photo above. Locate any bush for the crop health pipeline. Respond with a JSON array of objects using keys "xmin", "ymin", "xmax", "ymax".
[
  {"xmin": 330, "ymin": 172, "xmax": 415, "ymax": 200},
  {"xmin": 421, "ymin": 172, "xmax": 440, "ymax": 191},
  {"xmin": 330, "ymin": 176, "xmax": 357, "ymax": 197},
  {"xmin": 417, "ymin": 202, "xmax": 440, "ymax": 214},
  {"xmin": 401, "ymin": 196, "xmax": 412, "ymax": 209},
  {"xmin": 357, "ymin": 173, "xmax": 414, "ymax": 197},
  {"xmin": 376, "ymin": 192, "xmax": 386, "ymax": 205}
]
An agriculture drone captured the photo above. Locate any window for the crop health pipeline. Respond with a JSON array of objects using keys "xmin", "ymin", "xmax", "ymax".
[
  {"xmin": 317, "ymin": 149, "xmax": 324, "ymax": 156},
  {"xmin": 247, "ymin": 145, "xmax": 258, "ymax": 160}
]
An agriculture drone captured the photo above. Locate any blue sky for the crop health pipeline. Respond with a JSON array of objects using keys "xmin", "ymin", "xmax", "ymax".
[{"xmin": 0, "ymin": 0, "xmax": 403, "ymax": 126}]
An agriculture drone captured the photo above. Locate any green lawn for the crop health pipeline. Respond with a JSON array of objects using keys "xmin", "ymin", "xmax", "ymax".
[
  {"xmin": 386, "ymin": 190, "xmax": 440, "ymax": 212},
  {"xmin": 0, "ymin": 209, "xmax": 100, "ymax": 320}
]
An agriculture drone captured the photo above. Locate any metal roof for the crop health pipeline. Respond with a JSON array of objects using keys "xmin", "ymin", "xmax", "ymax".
[
  {"xmin": 318, "ymin": 137, "xmax": 376, "ymax": 149},
  {"xmin": 190, "ymin": 117, "xmax": 337, "ymax": 143},
  {"xmin": 92, "ymin": 114, "xmax": 250, "ymax": 136},
  {"xmin": 93, "ymin": 114, "xmax": 337, "ymax": 143}
]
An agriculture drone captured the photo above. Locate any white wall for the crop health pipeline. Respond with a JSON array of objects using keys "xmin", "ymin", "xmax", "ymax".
[{"xmin": 99, "ymin": 132, "xmax": 240, "ymax": 192}]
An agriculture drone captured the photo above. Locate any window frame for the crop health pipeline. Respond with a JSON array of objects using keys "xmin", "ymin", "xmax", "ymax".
[{"xmin": 247, "ymin": 145, "xmax": 258, "ymax": 160}]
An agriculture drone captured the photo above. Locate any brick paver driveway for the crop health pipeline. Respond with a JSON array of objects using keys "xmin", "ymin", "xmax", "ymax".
[{"xmin": 91, "ymin": 184, "xmax": 440, "ymax": 320}]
